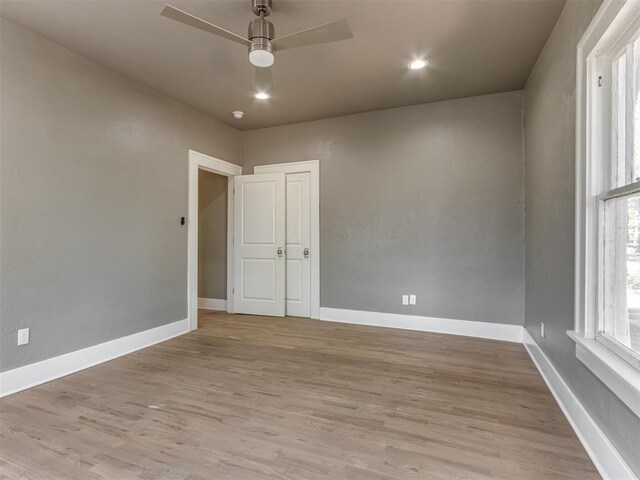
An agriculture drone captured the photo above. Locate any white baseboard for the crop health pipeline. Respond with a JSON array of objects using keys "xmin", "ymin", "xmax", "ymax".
[
  {"xmin": 0, "ymin": 318, "xmax": 189, "ymax": 398},
  {"xmin": 319, "ymin": 307, "xmax": 523, "ymax": 343},
  {"xmin": 523, "ymin": 329, "xmax": 637, "ymax": 480},
  {"xmin": 198, "ymin": 298, "xmax": 227, "ymax": 311}
]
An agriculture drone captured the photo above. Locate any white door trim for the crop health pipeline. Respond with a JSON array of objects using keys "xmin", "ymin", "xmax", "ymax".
[
  {"xmin": 254, "ymin": 160, "xmax": 320, "ymax": 319},
  {"xmin": 188, "ymin": 150, "xmax": 242, "ymax": 331}
]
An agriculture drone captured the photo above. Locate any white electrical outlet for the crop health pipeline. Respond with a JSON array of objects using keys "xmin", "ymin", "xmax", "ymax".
[
  {"xmin": 540, "ymin": 322, "xmax": 545, "ymax": 338},
  {"xmin": 409, "ymin": 294, "xmax": 416, "ymax": 305},
  {"xmin": 402, "ymin": 295, "xmax": 409, "ymax": 305},
  {"xmin": 17, "ymin": 328, "xmax": 29, "ymax": 346}
]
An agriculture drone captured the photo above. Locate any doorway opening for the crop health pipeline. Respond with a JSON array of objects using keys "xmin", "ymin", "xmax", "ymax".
[
  {"xmin": 197, "ymin": 169, "xmax": 229, "ymax": 312},
  {"xmin": 187, "ymin": 150, "xmax": 242, "ymax": 331}
]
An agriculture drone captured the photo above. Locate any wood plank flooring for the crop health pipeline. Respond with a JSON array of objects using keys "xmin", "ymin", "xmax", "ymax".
[{"xmin": 0, "ymin": 311, "xmax": 600, "ymax": 479}]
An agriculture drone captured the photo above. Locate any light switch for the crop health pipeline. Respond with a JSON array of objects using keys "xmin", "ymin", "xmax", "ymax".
[{"xmin": 402, "ymin": 295, "xmax": 409, "ymax": 305}]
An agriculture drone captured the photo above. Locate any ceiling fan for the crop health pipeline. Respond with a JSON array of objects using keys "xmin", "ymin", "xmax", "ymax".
[{"xmin": 161, "ymin": 0, "xmax": 353, "ymax": 92}]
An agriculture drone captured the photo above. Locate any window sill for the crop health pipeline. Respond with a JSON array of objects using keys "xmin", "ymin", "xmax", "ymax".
[{"xmin": 567, "ymin": 330, "xmax": 640, "ymax": 418}]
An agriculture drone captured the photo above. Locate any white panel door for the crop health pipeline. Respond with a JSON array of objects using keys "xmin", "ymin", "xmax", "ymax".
[
  {"xmin": 285, "ymin": 173, "xmax": 311, "ymax": 317},
  {"xmin": 233, "ymin": 173, "xmax": 286, "ymax": 317}
]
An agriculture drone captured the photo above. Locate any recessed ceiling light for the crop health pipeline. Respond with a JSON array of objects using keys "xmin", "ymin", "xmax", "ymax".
[
  {"xmin": 408, "ymin": 59, "xmax": 428, "ymax": 70},
  {"xmin": 232, "ymin": 111, "xmax": 244, "ymax": 119},
  {"xmin": 254, "ymin": 92, "xmax": 270, "ymax": 100}
]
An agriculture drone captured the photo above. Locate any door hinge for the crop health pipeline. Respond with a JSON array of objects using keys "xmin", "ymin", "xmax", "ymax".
[{"xmin": 598, "ymin": 75, "xmax": 603, "ymax": 87}]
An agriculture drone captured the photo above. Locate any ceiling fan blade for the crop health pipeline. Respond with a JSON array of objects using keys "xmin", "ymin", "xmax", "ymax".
[
  {"xmin": 161, "ymin": 4, "xmax": 251, "ymax": 48},
  {"xmin": 254, "ymin": 66, "xmax": 274, "ymax": 92},
  {"xmin": 271, "ymin": 18, "xmax": 352, "ymax": 51}
]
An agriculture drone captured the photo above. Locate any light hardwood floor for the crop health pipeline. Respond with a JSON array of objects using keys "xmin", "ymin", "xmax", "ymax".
[{"xmin": 0, "ymin": 311, "xmax": 600, "ymax": 480}]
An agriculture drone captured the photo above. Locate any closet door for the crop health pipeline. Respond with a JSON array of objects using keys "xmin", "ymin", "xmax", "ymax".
[
  {"xmin": 233, "ymin": 173, "xmax": 286, "ymax": 317},
  {"xmin": 285, "ymin": 172, "xmax": 311, "ymax": 317}
]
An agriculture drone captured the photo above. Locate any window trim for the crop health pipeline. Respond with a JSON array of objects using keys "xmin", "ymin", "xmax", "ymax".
[
  {"xmin": 573, "ymin": 0, "xmax": 640, "ymax": 418},
  {"xmin": 568, "ymin": 331, "xmax": 640, "ymax": 417},
  {"xmin": 596, "ymin": 330, "xmax": 640, "ymax": 370}
]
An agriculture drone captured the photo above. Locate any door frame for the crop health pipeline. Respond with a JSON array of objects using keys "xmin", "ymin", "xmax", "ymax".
[
  {"xmin": 254, "ymin": 160, "xmax": 320, "ymax": 319},
  {"xmin": 188, "ymin": 150, "xmax": 242, "ymax": 331}
]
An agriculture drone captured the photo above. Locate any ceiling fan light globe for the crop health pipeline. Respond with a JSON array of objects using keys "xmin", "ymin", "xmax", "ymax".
[{"xmin": 249, "ymin": 49, "xmax": 274, "ymax": 68}]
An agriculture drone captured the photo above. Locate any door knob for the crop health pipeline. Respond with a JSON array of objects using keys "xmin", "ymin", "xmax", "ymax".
[
  {"xmin": 303, "ymin": 248, "xmax": 309, "ymax": 258},
  {"xmin": 277, "ymin": 247, "xmax": 283, "ymax": 257}
]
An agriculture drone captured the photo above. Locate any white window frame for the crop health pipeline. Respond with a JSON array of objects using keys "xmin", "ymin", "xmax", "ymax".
[{"xmin": 574, "ymin": 0, "xmax": 640, "ymax": 418}]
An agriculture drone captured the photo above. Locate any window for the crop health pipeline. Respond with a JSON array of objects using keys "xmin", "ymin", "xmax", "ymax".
[
  {"xmin": 600, "ymin": 33, "xmax": 640, "ymax": 369},
  {"xmin": 574, "ymin": 0, "xmax": 640, "ymax": 419}
]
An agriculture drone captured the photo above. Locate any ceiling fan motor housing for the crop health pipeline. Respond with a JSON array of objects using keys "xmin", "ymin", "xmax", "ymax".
[
  {"xmin": 248, "ymin": 17, "xmax": 274, "ymax": 42},
  {"xmin": 248, "ymin": 16, "xmax": 275, "ymax": 67}
]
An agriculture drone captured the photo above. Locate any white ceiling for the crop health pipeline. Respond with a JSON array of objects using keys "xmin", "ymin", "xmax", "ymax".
[{"xmin": 0, "ymin": 0, "xmax": 566, "ymax": 130}]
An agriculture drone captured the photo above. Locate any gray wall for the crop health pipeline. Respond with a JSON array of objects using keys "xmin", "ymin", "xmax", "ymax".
[
  {"xmin": 523, "ymin": 0, "xmax": 640, "ymax": 474},
  {"xmin": 0, "ymin": 19, "xmax": 241, "ymax": 371},
  {"xmin": 198, "ymin": 170, "xmax": 227, "ymax": 300},
  {"xmin": 242, "ymin": 91, "xmax": 525, "ymax": 325}
]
